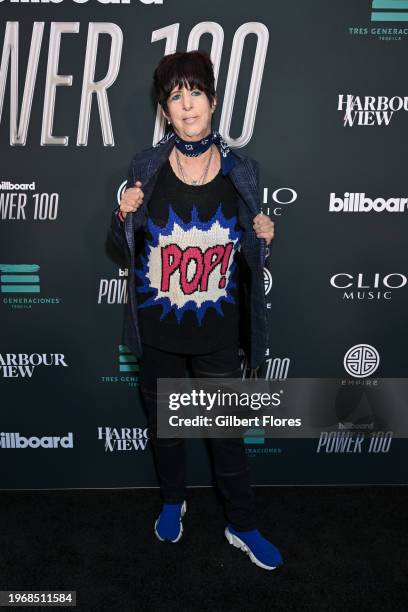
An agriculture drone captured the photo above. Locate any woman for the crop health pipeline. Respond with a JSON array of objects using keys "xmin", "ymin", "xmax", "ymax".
[{"xmin": 108, "ymin": 50, "xmax": 283, "ymax": 570}]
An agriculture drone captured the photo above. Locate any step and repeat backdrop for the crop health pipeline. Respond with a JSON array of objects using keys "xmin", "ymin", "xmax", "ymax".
[{"xmin": 1, "ymin": 1, "xmax": 407, "ymax": 488}]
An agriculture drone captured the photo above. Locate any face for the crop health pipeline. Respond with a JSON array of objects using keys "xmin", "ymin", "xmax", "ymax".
[{"xmin": 161, "ymin": 82, "xmax": 216, "ymax": 141}]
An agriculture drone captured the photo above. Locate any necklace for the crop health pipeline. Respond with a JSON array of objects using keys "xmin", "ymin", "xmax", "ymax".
[{"xmin": 175, "ymin": 145, "xmax": 214, "ymax": 185}]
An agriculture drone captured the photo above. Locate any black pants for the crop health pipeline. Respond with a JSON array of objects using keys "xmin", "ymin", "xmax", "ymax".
[{"xmin": 138, "ymin": 342, "xmax": 257, "ymax": 531}]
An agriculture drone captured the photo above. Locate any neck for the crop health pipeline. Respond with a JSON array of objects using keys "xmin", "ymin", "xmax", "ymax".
[{"xmin": 173, "ymin": 127, "xmax": 212, "ymax": 142}]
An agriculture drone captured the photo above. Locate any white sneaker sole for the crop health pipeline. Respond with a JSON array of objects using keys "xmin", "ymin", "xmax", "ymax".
[
  {"xmin": 154, "ymin": 500, "xmax": 187, "ymax": 543},
  {"xmin": 224, "ymin": 527, "xmax": 278, "ymax": 570}
]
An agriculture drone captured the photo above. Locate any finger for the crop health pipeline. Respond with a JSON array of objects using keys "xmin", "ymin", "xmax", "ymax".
[
  {"xmin": 253, "ymin": 219, "xmax": 272, "ymax": 228},
  {"xmin": 122, "ymin": 203, "xmax": 138, "ymax": 213}
]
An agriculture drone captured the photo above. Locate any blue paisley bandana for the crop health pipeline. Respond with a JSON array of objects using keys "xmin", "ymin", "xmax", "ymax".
[{"xmin": 156, "ymin": 129, "xmax": 236, "ymax": 176}]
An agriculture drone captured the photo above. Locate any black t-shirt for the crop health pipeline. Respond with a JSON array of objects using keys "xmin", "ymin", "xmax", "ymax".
[{"xmin": 134, "ymin": 158, "xmax": 243, "ymax": 354}]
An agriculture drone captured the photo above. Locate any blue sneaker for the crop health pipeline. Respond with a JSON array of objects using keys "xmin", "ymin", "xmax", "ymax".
[
  {"xmin": 154, "ymin": 501, "xmax": 187, "ymax": 543},
  {"xmin": 225, "ymin": 525, "xmax": 283, "ymax": 570}
]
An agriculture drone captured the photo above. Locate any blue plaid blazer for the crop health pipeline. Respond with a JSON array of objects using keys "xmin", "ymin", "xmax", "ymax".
[{"xmin": 108, "ymin": 133, "xmax": 269, "ymax": 369}]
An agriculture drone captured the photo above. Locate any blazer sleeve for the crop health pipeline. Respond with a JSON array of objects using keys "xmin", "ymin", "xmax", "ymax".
[
  {"xmin": 107, "ymin": 157, "xmax": 136, "ymax": 257},
  {"xmin": 252, "ymin": 159, "xmax": 261, "ymax": 209},
  {"xmin": 252, "ymin": 158, "xmax": 269, "ymax": 266}
]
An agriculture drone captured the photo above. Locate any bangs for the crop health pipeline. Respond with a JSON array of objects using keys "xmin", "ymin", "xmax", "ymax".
[
  {"xmin": 153, "ymin": 51, "xmax": 216, "ymax": 112},
  {"xmin": 165, "ymin": 72, "xmax": 208, "ymax": 100}
]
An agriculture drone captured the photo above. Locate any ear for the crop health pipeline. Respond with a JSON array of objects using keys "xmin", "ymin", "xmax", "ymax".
[
  {"xmin": 211, "ymin": 93, "xmax": 217, "ymax": 111},
  {"xmin": 159, "ymin": 104, "xmax": 169, "ymax": 123}
]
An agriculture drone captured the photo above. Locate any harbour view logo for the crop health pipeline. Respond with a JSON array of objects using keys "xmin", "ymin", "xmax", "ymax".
[
  {"xmin": 330, "ymin": 273, "xmax": 406, "ymax": 300},
  {"xmin": 0, "ymin": 353, "xmax": 68, "ymax": 378},
  {"xmin": 97, "ymin": 426, "xmax": 149, "ymax": 452},
  {"xmin": 343, "ymin": 344, "xmax": 380, "ymax": 378},
  {"xmin": 98, "ymin": 268, "xmax": 128, "ymax": 304},
  {"xmin": 338, "ymin": 95, "xmax": 408, "ymax": 126},
  {"xmin": 329, "ymin": 192, "xmax": 408, "ymax": 213},
  {"xmin": 0, "ymin": 431, "xmax": 73, "ymax": 449},
  {"xmin": 348, "ymin": 1, "xmax": 408, "ymax": 41},
  {"xmin": 0, "ymin": 263, "xmax": 61, "ymax": 309},
  {"xmin": 100, "ymin": 345, "xmax": 138, "ymax": 387}
]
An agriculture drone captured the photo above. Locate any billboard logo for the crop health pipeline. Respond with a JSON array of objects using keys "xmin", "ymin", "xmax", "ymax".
[
  {"xmin": 0, "ymin": 432, "xmax": 73, "ymax": 449},
  {"xmin": 0, "ymin": 264, "xmax": 40, "ymax": 293},
  {"xmin": 329, "ymin": 192, "xmax": 408, "ymax": 213},
  {"xmin": 371, "ymin": 0, "xmax": 408, "ymax": 22}
]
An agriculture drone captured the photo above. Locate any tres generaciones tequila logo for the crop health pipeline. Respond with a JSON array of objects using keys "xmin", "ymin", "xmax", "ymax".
[{"xmin": 349, "ymin": 1, "xmax": 408, "ymax": 40}]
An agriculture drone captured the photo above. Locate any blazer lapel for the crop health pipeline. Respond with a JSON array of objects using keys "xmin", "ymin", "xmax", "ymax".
[
  {"xmin": 123, "ymin": 137, "xmax": 174, "ymax": 248},
  {"xmin": 228, "ymin": 156, "xmax": 260, "ymax": 217}
]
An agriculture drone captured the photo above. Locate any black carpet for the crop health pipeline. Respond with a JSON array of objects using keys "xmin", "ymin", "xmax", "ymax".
[{"xmin": 1, "ymin": 486, "xmax": 407, "ymax": 611}]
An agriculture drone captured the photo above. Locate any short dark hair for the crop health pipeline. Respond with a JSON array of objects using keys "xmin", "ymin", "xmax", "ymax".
[{"xmin": 153, "ymin": 50, "xmax": 216, "ymax": 115}]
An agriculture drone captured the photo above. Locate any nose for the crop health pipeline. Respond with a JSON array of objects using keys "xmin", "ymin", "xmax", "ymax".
[{"xmin": 182, "ymin": 90, "xmax": 193, "ymax": 110}]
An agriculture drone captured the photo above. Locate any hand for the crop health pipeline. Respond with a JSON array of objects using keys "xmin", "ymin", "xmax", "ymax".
[
  {"xmin": 119, "ymin": 180, "xmax": 144, "ymax": 219},
  {"xmin": 253, "ymin": 212, "xmax": 274, "ymax": 245}
]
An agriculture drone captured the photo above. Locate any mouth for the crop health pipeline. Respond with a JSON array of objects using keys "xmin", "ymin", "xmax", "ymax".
[{"xmin": 183, "ymin": 117, "xmax": 198, "ymax": 123}]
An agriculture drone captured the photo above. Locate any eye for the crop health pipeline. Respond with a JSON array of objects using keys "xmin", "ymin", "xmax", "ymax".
[{"xmin": 192, "ymin": 90, "xmax": 202, "ymax": 95}]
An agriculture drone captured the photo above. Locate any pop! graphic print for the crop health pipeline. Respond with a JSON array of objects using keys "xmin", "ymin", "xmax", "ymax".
[{"xmin": 135, "ymin": 204, "xmax": 242, "ymax": 325}]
